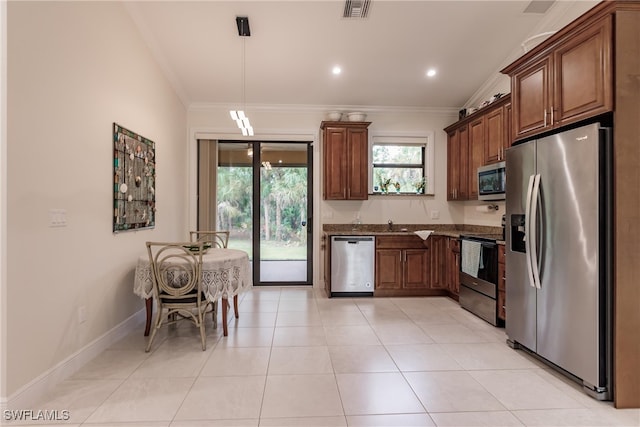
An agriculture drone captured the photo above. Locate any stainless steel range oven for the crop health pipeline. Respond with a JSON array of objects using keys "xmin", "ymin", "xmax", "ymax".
[{"xmin": 459, "ymin": 235, "xmax": 501, "ymax": 326}]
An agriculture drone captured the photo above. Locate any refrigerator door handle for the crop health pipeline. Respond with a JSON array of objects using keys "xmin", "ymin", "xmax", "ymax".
[
  {"xmin": 530, "ymin": 174, "xmax": 542, "ymax": 289},
  {"xmin": 524, "ymin": 174, "xmax": 537, "ymax": 289}
]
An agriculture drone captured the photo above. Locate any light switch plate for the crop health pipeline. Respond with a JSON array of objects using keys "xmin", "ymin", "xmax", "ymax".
[
  {"xmin": 430, "ymin": 210, "xmax": 440, "ymax": 220},
  {"xmin": 49, "ymin": 209, "xmax": 67, "ymax": 227}
]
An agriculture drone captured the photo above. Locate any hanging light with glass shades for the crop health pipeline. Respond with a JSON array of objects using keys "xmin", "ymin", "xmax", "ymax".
[{"xmin": 229, "ymin": 16, "xmax": 254, "ymax": 136}]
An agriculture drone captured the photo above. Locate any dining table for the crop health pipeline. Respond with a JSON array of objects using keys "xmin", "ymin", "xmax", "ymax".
[{"xmin": 134, "ymin": 247, "xmax": 252, "ymax": 336}]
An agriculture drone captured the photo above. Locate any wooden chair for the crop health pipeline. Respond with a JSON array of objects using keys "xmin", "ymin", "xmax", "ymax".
[
  {"xmin": 145, "ymin": 241, "xmax": 213, "ymax": 352},
  {"xmin": 189, "ymin": 230, "xmax": 239, "ymax": 333}
]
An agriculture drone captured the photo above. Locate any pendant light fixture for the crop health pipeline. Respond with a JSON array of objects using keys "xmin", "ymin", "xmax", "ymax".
[{"xmin": 230, "ymin": 16, "xmax": 254, "ymax": 136}]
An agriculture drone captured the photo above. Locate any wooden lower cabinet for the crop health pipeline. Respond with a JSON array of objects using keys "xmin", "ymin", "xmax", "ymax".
[
  {"xmin": 323, "ymin": 234, "xmax": 331, "ymax": 296},
  {"xmin": 375, "ymin": 235, "xmax": 445, "ymax": 297},
  {"xmin": 375, "ymin": 249, "xmax": 403, "ymax": 291},
  {"xmin": 404, "ymin": 249, "xmax": 431, "ymax": 289},
  {"xmin": 447, "ymin": 237, "xmax": 461, "ymax": 298},
  {"xmin": 430, "ymin": 235, "xmax": 447, "ymax": 290},
  {"xmin": 498, "ymin": 244, "xmax": 506, "ymax": 321}
]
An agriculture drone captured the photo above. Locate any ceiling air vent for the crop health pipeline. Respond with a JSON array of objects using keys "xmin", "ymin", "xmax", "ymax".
[
  {"xmin": 523, "ymin": 0, "xmax": 555, "ymax": 14},
  {"xmin": 343, "ymin": 0, "xmax": 371, "ymax": 18}
]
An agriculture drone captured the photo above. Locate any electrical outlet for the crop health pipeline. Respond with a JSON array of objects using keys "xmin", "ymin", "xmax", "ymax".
[
  {"xmin": 49, "ymin": 209, "xmax": 67, "ymax": 227},
  {"xmin": 430, "ymin": 210, "xmax": 440, "ymax": 220},
  {"xmin": 78, "ymin": 306, "xmax": 87, "ymax": 324}
]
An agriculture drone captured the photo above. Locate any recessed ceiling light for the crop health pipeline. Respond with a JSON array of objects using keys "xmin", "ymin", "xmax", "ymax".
[
  {"xmin": 426, "ymin": 69, "xmax": 437, "ymax": 77},
  {"xmin": 332, "ymin": 66, "xmax": 342, "ymax": 75}
]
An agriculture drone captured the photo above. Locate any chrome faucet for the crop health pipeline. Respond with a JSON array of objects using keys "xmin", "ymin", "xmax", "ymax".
[{"xmin": 388, "ymin": 219, "xmax": 393, "ymax": 231}]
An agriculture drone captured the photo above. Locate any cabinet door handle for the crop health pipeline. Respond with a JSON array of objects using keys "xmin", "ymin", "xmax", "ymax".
[
  {"xmin": 551, "ymin": 107, "xmax": 554, "ymax": 125},
  {"xmin": 543, "ymin": 109, "xmax": 547, "ymax": 127}
]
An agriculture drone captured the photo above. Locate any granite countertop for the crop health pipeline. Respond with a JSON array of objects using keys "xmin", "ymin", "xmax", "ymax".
[{"xmin": 323, "ymin": 224, "xmax": 502, "ymax": 240}]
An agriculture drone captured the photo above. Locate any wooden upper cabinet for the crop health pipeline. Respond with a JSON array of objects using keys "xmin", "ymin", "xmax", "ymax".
[
  {"xmin": 346, "ymin": 126, "xmax": 369, "ymax": 199},
  {"xmin": 505, "ymin": 14, "xmax": 613, "ymax": 142},
  {"xmin": 323, "ymin": 126, "xmax": 348, "ymax": 199},
  {"xmin": 553, "ymin": 15, "xmax": 612, "ymax": 126},
  {"xmin": 447, "ymin": 125, "xmax": 469, "ymax": 201},
  {"xmin": 446, "ymin": 130, "xmax": 459, "ymax": 201},
  {"xmin": 321, "ymin": 121, "xmax": 370, "ymax": 200},
  {"xmin": 468, "ymin": 117, "xmax": 485, "ymax": 200},
  {"xmin": 512, "ymin": 55, "xmax": 553, "ymax": 140},
  {"xmin": 447, "ymin": 127, "xmax": 468, "ymax": 201},
  {"xmin": 484, "ymin": 107, "xmax": 504, "ymax": 164},
  {"xmin": 457, "ymin": 126, "xmax": 469, "ymax": 199},
  {"xmin": 504, "ymin": 102, "xmax": 512, "ymax": 152},
  {"xmin": 445, "ymin": 96, "xmax": 508, "ymax": 201}
]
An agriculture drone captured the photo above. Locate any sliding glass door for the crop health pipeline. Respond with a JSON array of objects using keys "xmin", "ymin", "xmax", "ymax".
[{"xmin": 216, "ymin": 141, "xmax": 312, "ymax": 285}]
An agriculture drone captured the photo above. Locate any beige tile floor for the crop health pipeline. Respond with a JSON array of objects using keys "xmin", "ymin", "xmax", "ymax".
[{"xmin": 10, "ymin": 287, "xmax": 640, "ymax": 427}]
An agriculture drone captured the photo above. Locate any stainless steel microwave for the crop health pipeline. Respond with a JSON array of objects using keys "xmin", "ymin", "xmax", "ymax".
[{"xmin": 478, "ymin": 161, "xmax": 506, "ymax": 201}]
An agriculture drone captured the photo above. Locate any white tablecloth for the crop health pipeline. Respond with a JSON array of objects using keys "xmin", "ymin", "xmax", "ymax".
[{"xmin": 134, "ymin": 248, "xmax": 252, "ymax": 301}]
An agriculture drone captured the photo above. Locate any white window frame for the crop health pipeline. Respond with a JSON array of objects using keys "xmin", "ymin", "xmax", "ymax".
[{"xmin": 369, "ymin": 132, "xmax": 435, "ymax": 195}]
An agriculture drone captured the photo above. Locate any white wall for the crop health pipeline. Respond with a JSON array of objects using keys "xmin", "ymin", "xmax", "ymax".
[
  {"xmin": 5, "ymin": 2, "xmax": 187, "ymax": 400},
  {"xmin": 0, "ymin": 0, "xmax": 7, "ymax": 403}
]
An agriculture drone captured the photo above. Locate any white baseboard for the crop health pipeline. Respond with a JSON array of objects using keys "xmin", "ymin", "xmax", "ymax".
[{"xmin": 0, "ymin": 308, "xmax": 145, "ymax": 410}]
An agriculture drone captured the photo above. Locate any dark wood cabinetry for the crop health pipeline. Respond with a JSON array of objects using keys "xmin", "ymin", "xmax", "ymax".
[
  {"xmin": 323, "ymin": 234, "xmax": 331, "ymax": 296},
  {"xmin": 468, "ymin": 117, "xmax": 485, "ymax": 200},
  {"xmin": 505, "ymin": 15, "xmax": 612, "ymax": 141},
  {"xmin": 447, "ymin": 237, "xmax": 460, "ymax": 298},
  {"xmin": 321, "ymin": 121, "xmax": 370, "ymax": 200},
  {"xmin": 510, "ymin": 56, "xmax": 552, "ymax": 138},
  {"xmin": 446, "ymin": 125, "xmax": 469, "ymax": 201},
  {"xmin": 430, "ymin": 235, "xmax": 447, "ymax": 290},
  {"xmin": 485, "ymin": 101, "xmax": 511, "ymax": 164},
  {"xmin": 445, "ymin": 95, "xmax": 511, "ymax": 201},
  {"xmin": 375, "ymin": 235, "xmax": 435, "ymax": 297}
]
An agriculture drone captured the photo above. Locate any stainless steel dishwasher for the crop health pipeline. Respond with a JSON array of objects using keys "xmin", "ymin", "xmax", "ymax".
[{"xmin": 330, "ymin": 236, "xmax": 375, "ymax": 297}]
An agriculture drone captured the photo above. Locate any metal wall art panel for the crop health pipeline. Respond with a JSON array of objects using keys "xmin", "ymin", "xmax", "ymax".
[{"xmin": 113, "ymin": 123, "xmax": 155, "ymax": 232}]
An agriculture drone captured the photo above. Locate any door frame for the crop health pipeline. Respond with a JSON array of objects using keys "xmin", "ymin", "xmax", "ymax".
[
  {"xmin": 190, "ymin": 128, "xmax": 320, "ymax": 287},
  {"xmin": 250, "ymin": 140, "xmax": 313, "ymax": 286}
]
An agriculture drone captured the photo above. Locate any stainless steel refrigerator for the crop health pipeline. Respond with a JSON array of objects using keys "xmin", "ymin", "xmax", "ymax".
[{"xmin": 505, "ymin": 122, "xmax": 612, "ymax": 400}]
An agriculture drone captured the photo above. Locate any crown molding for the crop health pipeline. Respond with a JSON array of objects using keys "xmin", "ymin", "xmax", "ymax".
[
  {"xmin": 188, "ymin": 102, "xmax": 459, "ymax": 117},
  {"xmin": 464, "ymin": 0, "xmax": 600, "ymax": 108}
]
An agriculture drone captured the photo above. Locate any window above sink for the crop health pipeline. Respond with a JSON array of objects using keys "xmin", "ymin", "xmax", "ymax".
[{"xmin": 369, "ymin": 133, "xmax": 435, "ymax": 196}]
